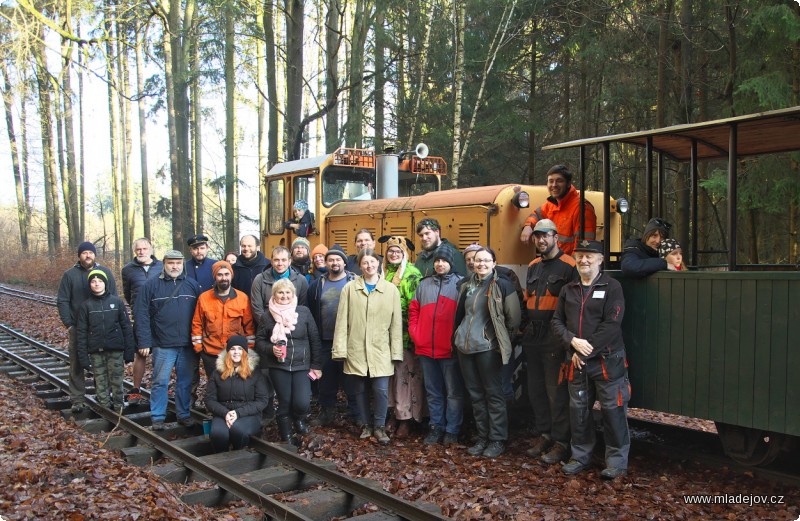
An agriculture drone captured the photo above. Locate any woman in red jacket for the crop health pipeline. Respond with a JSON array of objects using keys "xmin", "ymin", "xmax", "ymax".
[{"xmin": 408, "ymin": 247, "xmax": 465, "ymax": 445}]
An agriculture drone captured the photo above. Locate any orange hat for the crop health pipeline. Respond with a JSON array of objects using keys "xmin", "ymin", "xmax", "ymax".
[
  {"xmin": 212, "ymin": 260, "xmax": 233, "ymax": 279},
  {"xmin": 311, "ymin": 244, "xmax": 329, "ymax": 258}
]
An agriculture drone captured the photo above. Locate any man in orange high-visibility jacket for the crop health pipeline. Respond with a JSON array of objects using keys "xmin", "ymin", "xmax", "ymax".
[{"xmin": 519, "ymin": 165, "xmax": 597, "ymax": 255}]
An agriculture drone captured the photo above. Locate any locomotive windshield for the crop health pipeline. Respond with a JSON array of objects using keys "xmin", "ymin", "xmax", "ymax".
[{"xmin": 321, "ymin": 167, "xmax": 440, "ymax": 207}]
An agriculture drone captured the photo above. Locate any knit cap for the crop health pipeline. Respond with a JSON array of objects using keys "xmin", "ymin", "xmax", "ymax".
[
  {"xmin": 658, "ymin": 238, "xmax": 682, "ymax": 258},
  {"xmin": 643, "ymin": 218, "xmax": 671, "ymax": 241},
  {"xmin": 293, "ymin": 200, "xmax": 308, "ymax": 211},
  {"xmin": 325, "ymin": 244, "xmax": 348, "ymax": 263},
  {"xmin": 87, "ymin": 269, "xmax": 108, "ymax": 284},
  {"xmin": 78, "ymin": 241, "xmax": 96, "ymax": 255},
  {"xmin": 311, "ymin": 244, "xmax": 329, "ymax": 258},
  {"xmin": 463, "ymin": 243, "xmax": 483, "ymax": 255},
  {"xmin": 433, "ymin": 246, "xmax": 454, "ymax": 267},
  {"xmin": 212, "ymin": 260, "xmax": 233, "ymax": 279},
  {"xmin": 292, "ymin": 237, "xmax": 311, "ymax": 253},
  {"xmin": 226, "ymin": 335, "xmax": 248, "ymax": 352}
]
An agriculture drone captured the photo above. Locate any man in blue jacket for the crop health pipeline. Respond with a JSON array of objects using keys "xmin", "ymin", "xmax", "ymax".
[
  {"xmin": 57, "ymin": 241, "xmax": 117, "ymax": 413},
  {"xmin": 134, "ymin": 250, "xmax": 200, "ymax": 430},
  {"xmin": 185, "ymin": 233, "xmax": 218, "ymax": 292}
]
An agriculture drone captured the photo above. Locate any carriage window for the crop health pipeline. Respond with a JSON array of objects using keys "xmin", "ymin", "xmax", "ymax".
[
  {"xmin": 322, "ymin": 169, "xmax": 376, "ymax": 207},
  {"xmin": 268, "ymin": 179, "xmax": 285, "ymax": 234},
  {"xmin": 293, "ymin": 175, "xmax": 316, "ymax": 214}
]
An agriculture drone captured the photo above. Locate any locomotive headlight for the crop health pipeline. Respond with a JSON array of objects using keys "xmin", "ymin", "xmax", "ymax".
[
  {"xmin": 511, "ymin": 190, "xmax": 530, "ymax": 209},
  {"xmin": 617, "ymin": 198, "xmax": 629, "ymax": 214}
]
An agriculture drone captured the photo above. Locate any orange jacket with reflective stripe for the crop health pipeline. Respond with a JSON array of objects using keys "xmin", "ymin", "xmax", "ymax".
[
  {"xmin": 191, "ymin": 288, "xmax": 255, "ymax": 356},
  {"xmin": 523, "ymin": 185, "xmax": 597, "ymax": 255}
]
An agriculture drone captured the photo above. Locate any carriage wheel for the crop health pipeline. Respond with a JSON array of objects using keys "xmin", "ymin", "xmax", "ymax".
[{"xmin": 715, "ymin": 422, "xmax": 783, "ymax": 466}]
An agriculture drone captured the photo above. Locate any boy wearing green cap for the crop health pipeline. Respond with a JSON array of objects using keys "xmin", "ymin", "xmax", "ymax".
[{"xmin": 76, "ymin": 270, "xmax": 135, "ymax": 412}]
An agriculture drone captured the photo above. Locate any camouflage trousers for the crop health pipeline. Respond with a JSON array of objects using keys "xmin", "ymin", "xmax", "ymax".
[{"xmin": 90, "ymin": 351, "xmax": 125, "ymax": 410}]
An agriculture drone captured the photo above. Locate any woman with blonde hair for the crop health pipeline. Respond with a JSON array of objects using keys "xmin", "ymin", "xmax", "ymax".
[
  {"xmin": 205, "ymin": 335, "xmax": 269, "ymax": 452},
  {"xmin": 255, "ymin": 278, "xmax": 323, "ymax": 441}
]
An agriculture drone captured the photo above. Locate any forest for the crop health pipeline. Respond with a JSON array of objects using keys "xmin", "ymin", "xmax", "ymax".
[{"xmin": 1, "ymin": 0, "xmax": 798, "ymax": 266}]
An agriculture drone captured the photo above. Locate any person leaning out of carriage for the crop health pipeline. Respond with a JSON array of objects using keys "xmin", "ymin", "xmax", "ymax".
[
  {"xmin": 204, "ymin": 335, "xmax": 269, "ymax": 452},
  {"xmin": 620, "ymin": 217, "xmax": 676, "ymax": 277}
]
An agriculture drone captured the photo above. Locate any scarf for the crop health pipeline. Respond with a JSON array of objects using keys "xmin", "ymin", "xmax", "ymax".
[{"xmin": 268, "ymin": 296, "xmax": 298, "ymax": 344}]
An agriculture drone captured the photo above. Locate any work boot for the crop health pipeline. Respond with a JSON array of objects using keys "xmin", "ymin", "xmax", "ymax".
[
  {"xmin": 443, "ymin": 433, "xmax": 460, "ymax": 445},
  {"xmin": 312, "ymin": 407, "xmax": 335, "ymax": 427},
  {"xmin": 541, "ymin": 442, "xmax": 570, "ymax": 464},
  {"xmin": 526, "ymin": 434, "xmax": 553, "ymax": 457},
  {"xmin": 276, "ymin": 416, "xmax": 293, "ymax": 442},
  {"xmin": 562, "ymin": 459, "xmax": 589, "ymax": 475},
  {"xmin": 482, "ymin": 441, "xmax": 505, "ymax": 459},
  {"xmin": 359, "ymin": 424, "xmax": 373, "ymax": 439},
  {"xmin": 294, "ymin": 418, "xmax": 310, "ymax": 435},
  {"xmin": 424, "ymin": 426, "xmax": 444, "ymax": 445},
  {"xmin": 601, "ymin": 467, "xmax": 627, "ymax": 480},
  {"xmin": 467, "ymin": 438, "xmax": 488, "ymax": 456}
]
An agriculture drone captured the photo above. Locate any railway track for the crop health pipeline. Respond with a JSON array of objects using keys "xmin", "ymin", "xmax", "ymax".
[
  {"xmin": 0, "ymin": 284, "xmax": 58, "ymax": 306},
  {"xmin": 0, "ymin": 323, "xmax": 449, "ymax": 520}
]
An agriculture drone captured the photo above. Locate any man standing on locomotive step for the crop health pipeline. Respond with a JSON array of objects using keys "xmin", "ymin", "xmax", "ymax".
[
  {"xmin": 121, "ymin": 237, "xmax": 163, "ymax": 405},
  {"xmin": 134, "ymin": 250, "xmax": 201, "ymax": 430},
  {"xmin": 192, "ymin": 260, "xmax": 255, "ymax": 385},
  {"xmin": 414, "ymin": 218, "xmax": 467, "ymax": 277},
  {"xmin": 519, "ymin": 164, "xmax": 597, "ymax": 255},
  {"xmin": 522, "ymin": 219, "xmax": 576, "ymax": 465},
  {"xmin": 232, "ymin": 234, "xmax": 270, "ymax": 296},
  {"xmin": 57, "ymin": 241, "xmax": 118, "ymax": 414},
  {"xmin": 551, "ymin": 240, "xmax": 629, "ymax": 480}
]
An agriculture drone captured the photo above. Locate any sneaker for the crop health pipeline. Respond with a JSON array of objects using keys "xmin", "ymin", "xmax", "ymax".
[
  {"xmin": 600, "ymin": 467, "xmax": 627, "ymax": 480},
  {"xmin": 424, "ymin": 426, "xmax": 444, "ymax": 445},
  {"xmin": 443, "ymin": 433, "xmax": 459, "ymax": 445},
  {"xmin": 562, "ymin": 459, "xmax": 589, "ymax": 475},
  {"xmin": 482, "ymin": 441, "xmax": 505, "ymax": 458},
  {"xmin": 374, "ymin": 426, "xmax": 390, "ymax": 445},
  {"xmin": 359, "ymin": 425, "xmax": 373, "ymax": 439},
  {"xmin": 177, "ymin": 416, "xmax": 196, "ymax": 427},
  {"xmin": 467, "ymin": 438, "xmax": 488, "ymax": 456},
  {"xmin": 151, "ymin": 421, "xmax": 166, "ymax": 431},
  {"xmin": 126, "ymin": 389, "xmax": 144, "ymax": 405},
  {"xmin": 541, "ymin": 443, "xmax": 570, "ymax": 464},
  {"xmin": 526, "ymin": 434, "xmax": 553, "ymax": 457}
]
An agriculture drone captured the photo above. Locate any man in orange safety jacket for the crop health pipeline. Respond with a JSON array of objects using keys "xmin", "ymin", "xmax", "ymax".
[{"xmin": 519, "ymin": 165, "xmax": 597, "ymax": 255}]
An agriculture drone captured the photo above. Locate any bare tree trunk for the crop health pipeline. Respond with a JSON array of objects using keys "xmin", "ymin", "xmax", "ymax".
[
  {"xmin": 190, "ymin": 23, "xmax": 203, "ymax": 235},
  {"xmin": 724, "ymin": 2, "xmax": 737, "ymax": 114},
  {"xmin": 405, "ymin": 11, "xmax": 434, "ymax": 150},
  {"xmin": 105, "ymin": 3, "xmax": 122, "ymax": 263},
  {"xmin": 34, "ymin": 24, "xmax": 60, "ymax": 255},
  {"xmin": 656, "ymin": 0, "xmax": 674, "ymax": 127},
  {"xmin": 373, "ymin": 7, "xmax": 385, "ymax": 151},
  {"xmin": 77, "ymin": 20, "xmax": 85, "ymax": 241},
  {"xmin": 451, "ymin": 0, "xmax": 517, "ymax": 188},
  {"xmin": 675, "ymin": 0, "xmax": 693, "ymax": 253},
  {"xmin": 344, "ymin": 0, "xmax": 370, "ymax": 149},
  {"xmin": 60, "ymin": 22, "xmax": 79, "ymax": 250},
  {"xmin": 264, "ymin": 0, "xmax": 279, "ymax": 168},
  {"xmin": 135, "ymin": 37, "xmax": 152, "ymax": 240},
  {"xmin": 526, "ymin": 20, "xmax": 537, "ymax": 184},
  {"xmin": 225, "ymin": 0, "xmax": 238, "ymax": 251},
  {"xmin": 0, "ymin": 63, "xmax": 30, "ymax": 251},
  {"xmin": 256, "ymin": 6, "xmax": 268, "ymax": 237},
  {"xmin": 285, "ymin": 0, "xmax": 305, "ymax": 160},
  {"xmin": 118, "ymin": 29, "xmax": 134, "ymax": 255},
  {"xmin": 325, "ymin": 0, "xmax": 341, "ymax": 152},
  {"xmin": 450, "ymin": 0, "xmax": 465, "ymax": 188}
]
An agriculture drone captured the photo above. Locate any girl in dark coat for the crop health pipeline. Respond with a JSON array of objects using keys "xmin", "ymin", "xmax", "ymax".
[
  {"xmin": 255, "ymin": 278, "xmax": 323, "ymax": 441},
  {"xmin": 205, "ymin": 335, "xmax": 269, "ymax": 452}
]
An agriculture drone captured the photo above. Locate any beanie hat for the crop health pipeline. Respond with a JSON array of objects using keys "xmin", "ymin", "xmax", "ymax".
[
  {"xmin": 226, "ymin": 335, "xmax": 248, "ymax": 352},
  {"xmin": 291, "ymin": 237, "xmax": 311, "ymax": 253},
  {"xmin": 546, "ymin": 164, "xmax": 573, "ymax": 183},
  {"xmin": 643, "ymin": 218, "xmax": 671, "ymax": 241},
  {"xmin": 163, "ymin": 249, "xmax": 184, "ymax": 260},
  {"xmin": 311, "ymin": 244, "xmax": 329, "ymax": 258},
  {"xmin": 433, "ymin": 246, "xmax": 454, "ymax": 267},
  {"xmin": 212, "ymin": 260, "xmax": 232, "ymax": 279},
  {"xmin": 658, "ymin": 238, "xmax": 681, "ymax": 258},
  {"xmin": 87, "ymin": 269, "xmax": 108, "ymax": 284},
  {"xmin": 325, "ymin": 244, "xmax": 348, "ymax": 263},
  {"xmin": 78, "ymin": 241, "xmax": 97, "ymax": 255},
  {"xmin": 293, "ymin": 200, "xmax": 308, "ymax": 211},
  {"xmin": 463, "ymin": 243, "xmax": 483, "ymax": 255}
]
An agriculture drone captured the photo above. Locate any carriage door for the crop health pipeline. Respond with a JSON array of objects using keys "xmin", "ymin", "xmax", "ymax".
[{"xmin": 293, "ymin": 175, "xmax": 317, "ymax": 235}]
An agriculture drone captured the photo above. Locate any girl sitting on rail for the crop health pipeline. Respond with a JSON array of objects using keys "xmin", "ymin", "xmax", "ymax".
[{"xmin": 205, "ymin": 335, "xmax": 269, "ymax": 452}]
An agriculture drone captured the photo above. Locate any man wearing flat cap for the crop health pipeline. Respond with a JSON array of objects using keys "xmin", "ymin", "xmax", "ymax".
[
  {"xmin": 192, "ymin": 260, "xmax": 256, "ymax": 387},
  {"xmin": 186, "ymin": 233, "xmax": 218, "ymax": 292},
  {"xmin": 134, "ymin": 250, "xmax": 201, "ymax": 430},
  {"xmin": 519, "ymin": 165, "xmax": 597, "ymax": 255},
  {"xmin": 57, "ymin": 241, "xmax": 118, "ymax": 414},
  {"xmin": 551, "ymin": 240, "xmax": 630, "ymax": 480}
]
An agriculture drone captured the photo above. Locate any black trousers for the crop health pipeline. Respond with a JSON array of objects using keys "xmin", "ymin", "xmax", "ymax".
[{"xmin": 458, "ymin": 349, "xmax": 508, "ymax": 442}]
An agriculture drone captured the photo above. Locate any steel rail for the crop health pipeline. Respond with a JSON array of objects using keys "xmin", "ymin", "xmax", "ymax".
[
  {"xmin": 0, "ymin": 284, "xmax": 58, "ymax": 306},
  {"xmin": 0, "ymin": 323, "xmax": 450, "ymax": 520}
]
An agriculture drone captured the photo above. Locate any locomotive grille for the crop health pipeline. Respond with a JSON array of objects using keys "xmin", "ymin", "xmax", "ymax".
[{"xmin": 456, "ymin": 223, "xmax": 483, "ymax": 250}]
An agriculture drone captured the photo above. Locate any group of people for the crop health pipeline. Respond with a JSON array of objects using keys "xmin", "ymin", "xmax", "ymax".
[{"xmin": 55, "ymin": 162, "xmax": 686, "ymax": 478}]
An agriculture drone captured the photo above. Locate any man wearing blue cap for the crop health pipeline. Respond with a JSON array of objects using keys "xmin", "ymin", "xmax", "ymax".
[
  {"xmin": 57, "ymin": 241, "xmax": 117, "ymax": 413},
  {"xmin": 552, "ymin": 240, "xmax": 629, "ymax": 480}
]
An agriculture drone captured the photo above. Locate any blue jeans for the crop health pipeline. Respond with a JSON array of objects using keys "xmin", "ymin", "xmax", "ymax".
[
  {"xmin": 420, "ymin": 356, "xmax": 465, "ymax": 435},
  {"xmin": 151, "ymin": 345, "xmax": 194, "ymax": 422},
  {"xmin": 347, "ymin": 374, "xmax": 389, "ymax": 427},
  {"xmin": 318, "ymin": 341, "xmax": 358, "ymax": 417}
]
